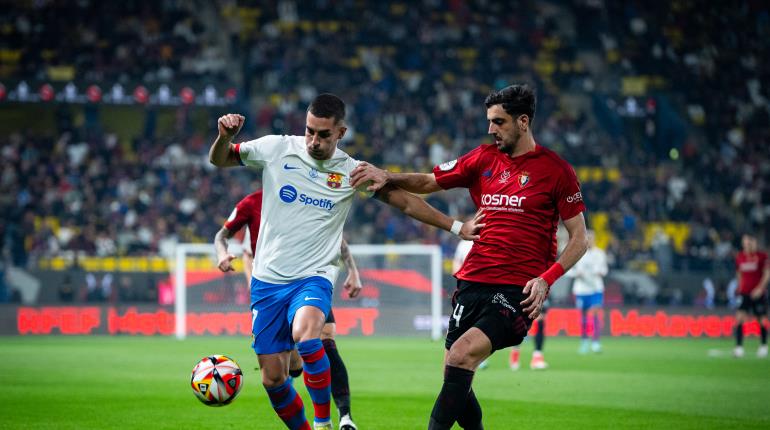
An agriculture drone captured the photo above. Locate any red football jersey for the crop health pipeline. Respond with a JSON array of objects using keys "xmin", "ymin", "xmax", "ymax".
[
  {"xmin": 224, "ymin": 191, "xmax": 263, "ymax": 255},
  {"xmin": 434, "ymin": 144, "xmax": 585, "ymax": 287},
  {"xmin": 736, "ymin": 251, "xmax": 768, "ymax": 295}
]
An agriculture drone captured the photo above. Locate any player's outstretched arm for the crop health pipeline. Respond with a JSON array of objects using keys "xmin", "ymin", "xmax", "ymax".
[
  {"xmin": 209, "ymin": 113, "xmax": 245, "ymax": 167},
  {"xmin": 557, "ymin": 213, "xmax": 589, "ymax": 273},
  {"xmin": 340, "ymin": 239, "xmax": 362, "ymax": 298},
  {"xmin": 376, "ymin": 184, "xmax": 485, "ymax": 240},
  {"xmin": 350, "ymin": 161, "xmax": 442, "ymax": 194},
  {"xmin": 521, "ymin": 213, "xmax": 588, "ymax": 319},
  {"xmin": 214, "ymin": 226, "xmax": 236, "ymax": 272}
]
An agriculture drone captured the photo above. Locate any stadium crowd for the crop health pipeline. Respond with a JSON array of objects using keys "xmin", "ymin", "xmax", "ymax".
[{"xmin": 1, "ymin": 1, "xmax": 768, "ymax": 299}]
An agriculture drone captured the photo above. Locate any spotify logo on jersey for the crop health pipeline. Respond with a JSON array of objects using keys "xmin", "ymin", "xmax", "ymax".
[
  {"xmin": 278, "ymin": 185, "xmax": 335, "ymax": 211},
  {"xmin": 279, "ymin": 185, "xmax": 298, "ymax": 203}
]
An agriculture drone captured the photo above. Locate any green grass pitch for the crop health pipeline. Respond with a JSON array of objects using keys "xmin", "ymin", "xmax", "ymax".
[{"xmin": 1, "ymin": 336, "xmax": 768, "ymax": 429}]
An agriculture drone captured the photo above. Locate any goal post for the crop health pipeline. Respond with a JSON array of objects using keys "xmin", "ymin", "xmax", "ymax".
[
  {"xmin": 348, "ymin": 244, "xmax": 444, "ymax": 341},
  {"xmin": 174, "ymin": 243, "xmax": 214, "ymax": 340},
  {"xmin": 173, "ymin": 243, "xmax": 445, "ymax": 340}
]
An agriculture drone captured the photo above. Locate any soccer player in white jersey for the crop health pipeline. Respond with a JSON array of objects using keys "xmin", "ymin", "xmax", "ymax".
[
  {"xmin": 568, "ymin": 230, "xmax": 608, "ymax": 353},
  {"xmin": 209, "ymin": 93, "xmax": 484, "ymax": 430},
  {"xmin": 214, "ymin": 190, "xmax": 362, "ymax": 430}
]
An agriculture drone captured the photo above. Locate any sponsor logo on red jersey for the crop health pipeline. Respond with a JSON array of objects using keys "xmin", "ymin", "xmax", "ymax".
[
  {"xmin": 566, "ymin": 191, "xmax": 583, "ymax": 203},
  {"xmin": 439, "ymin": 159, "xmax": 457, "ymax": 171}
]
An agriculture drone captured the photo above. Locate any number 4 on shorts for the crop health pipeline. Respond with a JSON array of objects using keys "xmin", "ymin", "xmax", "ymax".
[{"xmin": 452, "ymin": 304, "xmax": 464, "ymax": 327}]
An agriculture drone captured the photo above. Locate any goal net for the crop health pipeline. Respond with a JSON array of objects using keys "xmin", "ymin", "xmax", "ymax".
[{"xmin": 173, "ymin": 243, "xmax": 445, "ymax": 341}]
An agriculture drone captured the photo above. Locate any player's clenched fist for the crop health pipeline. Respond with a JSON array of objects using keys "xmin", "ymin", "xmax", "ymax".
[{"xmin": 218, "ymin": 114, "xmax": 245, "ymax": 140}]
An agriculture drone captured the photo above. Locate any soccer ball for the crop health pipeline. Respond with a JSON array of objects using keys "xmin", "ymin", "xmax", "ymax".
[{"xmin": 190, "ymin": 355, "xmax": 244, "ymax": 406}]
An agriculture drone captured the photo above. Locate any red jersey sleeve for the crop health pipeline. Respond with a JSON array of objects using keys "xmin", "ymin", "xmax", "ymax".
[
  {"xmin": 224, "ymin": 198, "xmax": 252, "ymax": 232},
  {"xmin": 433, "ymin": 145, "xmax": 485, "ymax": 190},
  {"xmin": 554, "ymin": 162, "xmax": 586, "ymax": 220}
]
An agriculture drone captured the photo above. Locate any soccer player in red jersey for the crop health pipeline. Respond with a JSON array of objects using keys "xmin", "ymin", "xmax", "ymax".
[
  {"xmin": 351, "ymin": 84, "xmax": 588, "ymax": 429},
  {"xmin": 733, "ymin": 233, "xmax": 770, "ymax": 358},
  {"xmin": 214, "ymin": 191, "xmax": 362, "ymax": 429}
]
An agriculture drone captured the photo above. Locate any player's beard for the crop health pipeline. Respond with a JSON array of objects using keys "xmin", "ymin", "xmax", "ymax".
[{"xmin": 495, "ymin": 129, "xmax": 521, "ymax": 156}]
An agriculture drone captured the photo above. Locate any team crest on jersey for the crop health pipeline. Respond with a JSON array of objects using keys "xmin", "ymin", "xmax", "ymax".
[
  {"xmin": 518, "ymin": 172, "xmax": 530, "ymax": 187},
  {"xmin": 327, "ymin": 173, "xmax": 343, "ymax": 188},
  {"xmin": 499, "ymin": 170, "xmax": 511, "ymax": 184}
]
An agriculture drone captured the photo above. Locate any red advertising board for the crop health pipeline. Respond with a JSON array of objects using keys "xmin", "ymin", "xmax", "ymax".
[{"xmin": 11, "ymin": 306, "xmax": 760, "ymax": 338}]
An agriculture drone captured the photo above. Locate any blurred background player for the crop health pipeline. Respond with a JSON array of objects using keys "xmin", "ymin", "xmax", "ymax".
[
  {"xmin": 454, "ymin": 238, "xmax": 548, "ymax": 371},
  {"xmin": 568, "ymin": 230, "xmax": 609, "ymax": 354},
  {"xmin": 733, "ymin": 233, "xmax": 770, "ymax": 358},
  {"xmin": 214, "ymin": 190, "xmax": 362, "ymax": 429}
]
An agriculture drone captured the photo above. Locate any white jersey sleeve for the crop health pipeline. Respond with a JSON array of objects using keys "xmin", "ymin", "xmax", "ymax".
[{"xmin": 236, "ymin": 135, "xmax": 287, "ymax": 167}]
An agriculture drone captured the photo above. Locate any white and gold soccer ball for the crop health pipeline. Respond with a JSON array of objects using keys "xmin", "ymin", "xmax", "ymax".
[{"xmin": 190, "ymin": 355, "xmax": 243, "ymax": 406}]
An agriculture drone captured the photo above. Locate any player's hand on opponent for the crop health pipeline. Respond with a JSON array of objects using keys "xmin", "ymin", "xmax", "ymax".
[
  {"xmin": 218, "ymin": 114, "xmax": 245, "ymax": 140},
  {"xmin": 459, "ymin": 210, "xmax": 486, "ymax": 241},
  {"xmin": 217, "ymin": 254, "xmax": 237, "ymax": 272},
  {"xmin": 342, "ymin": 271, "xmax": 363, "ymax": 298},
  {"xmin": 521, "ymin": 277, "xmax": 549, "ymax": 319},
  {"xmin": 350, "ymin": 161, "xmax": 388, "ymax": 192}
]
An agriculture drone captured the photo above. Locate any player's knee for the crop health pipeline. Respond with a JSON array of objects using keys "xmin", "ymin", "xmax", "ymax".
[
  {"xmin": 446, "ymin": 338, "xmax": 483, "ymax": 369},
  {"xmin": 320, "ymin": 323, "xmax": 335, "ymax": 340},
  {"xmin": 261, "ymin": 370, "xmax": 288, "ymax": 388},
  {"xmin": 292, "ymin": 324, "xmax": 322, "ymax": 343}
]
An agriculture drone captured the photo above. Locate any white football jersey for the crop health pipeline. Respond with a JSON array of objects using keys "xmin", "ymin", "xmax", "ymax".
[
  {"xmin": 568, "ymin": 247, "xmax": 609, "ymax": 295},
  {"xmin": 235, "ymin": 135, "xmax": 370, "ymax": 285}
]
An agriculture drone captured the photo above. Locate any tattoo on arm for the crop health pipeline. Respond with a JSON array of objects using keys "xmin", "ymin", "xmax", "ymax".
[
  {"xmin": 340, "ymin": 239, "xmax": 356, "ymax": 271},
  {"xmin": 214, "ymin": 227, "xmax": 234, "ymax": 256}
]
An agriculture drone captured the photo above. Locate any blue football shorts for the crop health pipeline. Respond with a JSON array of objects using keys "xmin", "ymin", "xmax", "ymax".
[
  {"xmin": 249, "ymin": 276, "xmax": 332, "ymax": 354},
  {"xmin": 575, "ymin": 292, "xmax": 604, "ymax": 311}
]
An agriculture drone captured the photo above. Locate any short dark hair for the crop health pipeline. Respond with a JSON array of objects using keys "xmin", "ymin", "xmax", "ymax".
[
  {"xmin": 484, "ymin": 84, "xmax": 536, "ymax": 122},
  {"xmin": 308, "ymin": 93, "xmax": 346, "ymax": 124}
]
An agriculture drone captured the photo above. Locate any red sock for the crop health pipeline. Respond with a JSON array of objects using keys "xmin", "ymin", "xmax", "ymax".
[{"xmin": 509, "ymin": 348, "xmax": 520, "ymax": 366}]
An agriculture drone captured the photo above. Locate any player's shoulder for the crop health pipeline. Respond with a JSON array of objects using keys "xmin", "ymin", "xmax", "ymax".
[
  {"xmin": 472, "ymin": 143, "xmax": 498, "ymax": 157},
  {"xmin": 241, "ymin": 134, "xmax": 296, "ymax": 159},
  {"xmin": 537, "ymin": 144, "xmax": 573, "ymax": 167},
  {"xmin": 451, "ymin": 144, "xmax": 496, "ymax": 167},
  {"xmin": 332, "ymin": 148, "xmax": 360, "ymax": 172},
  {"xmin": 244, "ymin": 190, "xmax": 264, "ymax": 204},
  {"xmin": 245, "ymin": 134, "xmax": 292, "ymax": 144},
  {"xmin": 281, "ymin": 135, "xmax": 306, "ymax": 152},
  {"xmin": 536, "ymin": 145, "xmax": 578, "ymax": 176}
]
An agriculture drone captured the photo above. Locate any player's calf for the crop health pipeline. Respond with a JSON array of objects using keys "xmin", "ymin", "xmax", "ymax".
[
  {"xmin": 322, "ymin": 339, "xmax": 352, "ymax": 420},
  {"xmin": 297, "ymin": 339, "xmax": 332, "ymax": 427},
  {"xmin": 428, "ymin": 365, "xmax": 475, "ymax": 430},
  {"xmin": 265, "ymin": 380, "xmax": 311, "ymax": 430}
]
